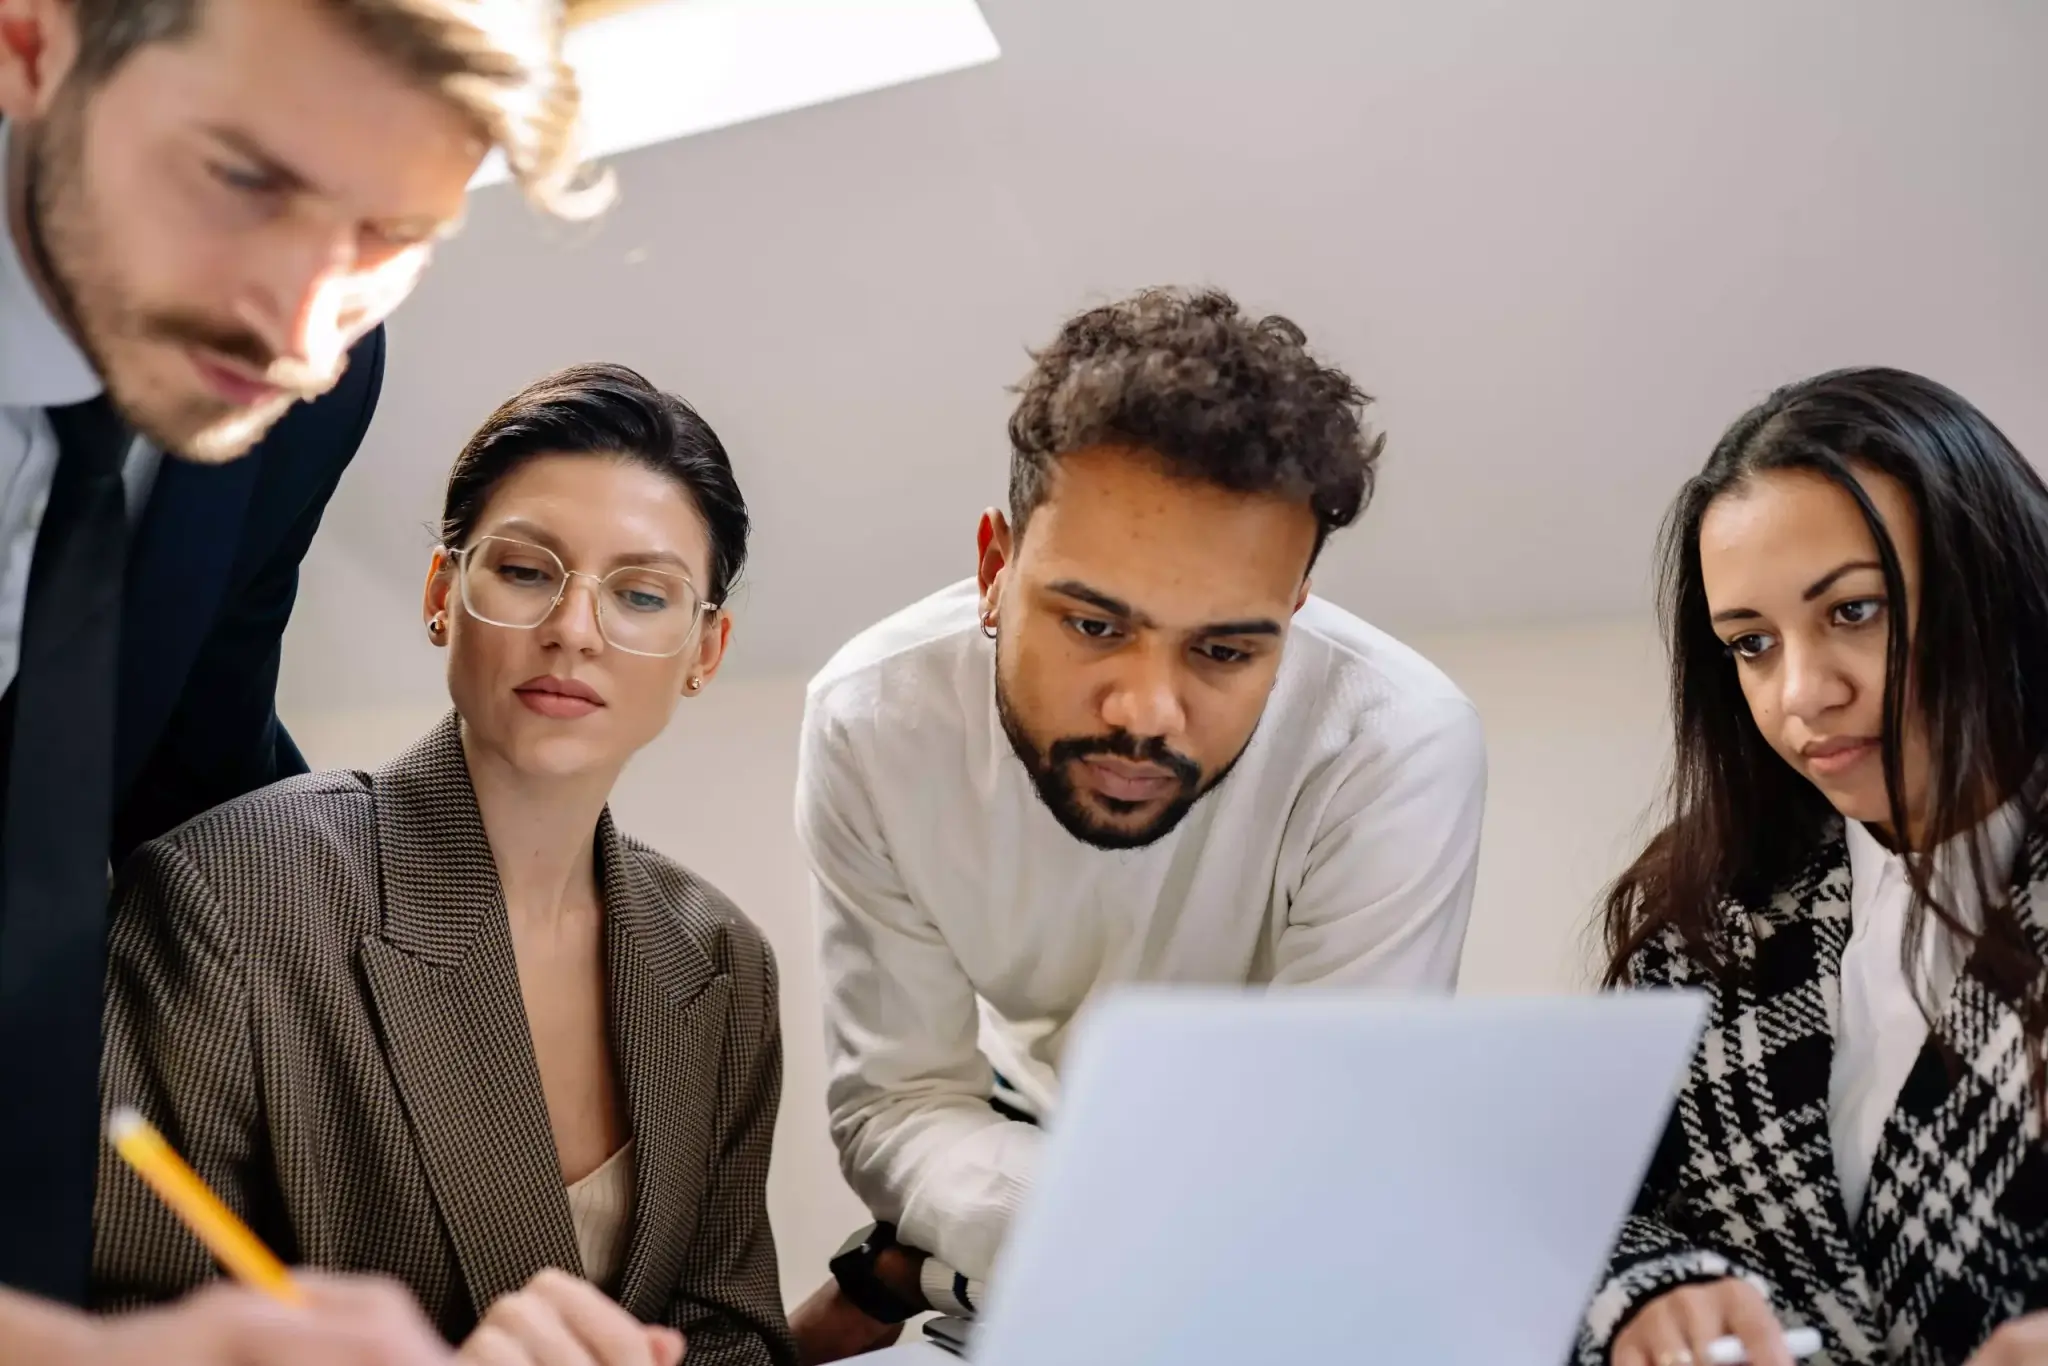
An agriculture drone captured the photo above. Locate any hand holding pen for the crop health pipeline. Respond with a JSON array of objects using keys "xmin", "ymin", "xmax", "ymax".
[{"xmin": 1612, "ymin": 1278, "xmax": 1821, "ymax": 1366}]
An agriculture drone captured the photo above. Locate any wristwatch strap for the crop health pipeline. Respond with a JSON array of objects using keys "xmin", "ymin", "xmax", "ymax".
[{"xmin": 829, "ymin": 1222, "xmax": 919, "ymax": 1324}]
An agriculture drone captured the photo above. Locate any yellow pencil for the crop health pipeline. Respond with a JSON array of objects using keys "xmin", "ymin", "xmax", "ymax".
[{"xmin": 106, "ymin": 1106, "xmax": 303, "ymax": 1305}]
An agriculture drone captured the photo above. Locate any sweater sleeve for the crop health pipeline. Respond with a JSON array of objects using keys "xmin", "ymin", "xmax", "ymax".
[
  {"xmin": 796, "ymin": 693, "xmax": 1040, "ymax": 1283},
  {"xmin": 1271, "ymin": 697, "xmax": 1485, "ymax": 989},
  {"xmin": 1575, "ymin": 931, "xmax": 1780, "ymax": 1366}
]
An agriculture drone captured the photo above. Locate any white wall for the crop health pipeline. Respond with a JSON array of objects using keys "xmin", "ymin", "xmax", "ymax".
[
  {"xmin": 278, "ymin": 612, "xmax": 1670, "ymax": 1306},
  {"xmin": 1418, "ymin": 620, "xmax": 1670, "ymax": 995}
]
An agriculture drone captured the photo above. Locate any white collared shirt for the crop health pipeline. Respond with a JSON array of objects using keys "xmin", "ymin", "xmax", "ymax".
[
  {"xmin": 0, "ymin": 122, "xmax": 161, "ymax": 696},
  {"xmin": 1832, "ymin": 801, "xmax": 2025, "ymax": 1222}
]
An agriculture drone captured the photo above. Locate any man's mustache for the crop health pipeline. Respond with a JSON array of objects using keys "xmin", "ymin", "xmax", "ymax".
[
  {"xmin": 1046, "ymin": 730, "xmax": 1202, "ymax": 789},
  {"xmin": 148, "ymin": 311, "xmax": 339, "ymax": 400}
]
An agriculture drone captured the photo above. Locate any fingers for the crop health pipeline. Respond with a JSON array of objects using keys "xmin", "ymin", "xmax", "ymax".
[
  {"xmin": 1722, "ymin": 1280, "xmax": 1795, "ymax": 1366},
  {"xmin": 477, "ymin": 1285, "xmax": 590, "ymax": 1366},
  {"xmin": 295, "ymin": 1271, "xmax": 441, "ymax": 1336},
  {"xmin": 523, "ymin": 1269, "xmax": 653, "ymax": 1366},
  {"xmin": 1674, "ymin": 1285, "xmax": 1727, "ymax": 1363},
  {"xmin": 1612, "ymin": 1279, "xmax": 1813, "ymax": 1366},
  {"xmin": 1970, "ymin": 1312, "xmax": 2048, "ymax": 1366},
  {"xmin": 462, "ymin": 1324, "xmax": 534, "ymax": 1366},
  {"xmin": 1609, "ymin": 1301, "xmax": 1656, "ymax": 1366},
  {"xmin": 1617, "ymin": 1298, "xmax": 1697, "ymax": 1366},
  {"xmin": 643, "ymin": 1326, "xmax": 686, "ymax": 1366},
  {"xmin": 1646, "ymin": 1306, "xmax": 1700, "ymax": 1366},
  {"xmin": 1615, "ymin": 1281, "xmax": 1797, "ymax": 1366},
  {"xmin": 245, "ymin": 1274, "xmax": 451, "ymax": 1366}
]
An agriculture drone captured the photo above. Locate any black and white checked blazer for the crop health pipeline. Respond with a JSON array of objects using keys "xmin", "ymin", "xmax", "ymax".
[
  {"xmin": 91, "ymin": 713, "xmax": 796, "ymax": 1364},
  {"xmin": 1580, "ymin": 821, "xmax": 2048, "ymax": 1366}
]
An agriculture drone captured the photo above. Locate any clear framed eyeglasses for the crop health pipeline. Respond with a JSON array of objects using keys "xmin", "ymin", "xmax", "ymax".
[{"xmin": 447, "ymin": 536, "xmax": 718, "ymax": 659}]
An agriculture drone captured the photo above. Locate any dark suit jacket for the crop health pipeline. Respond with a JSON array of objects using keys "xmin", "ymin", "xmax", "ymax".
[
  {"xmin": 93, "ymin": 714, "xmax": 797, "ymax": 1366},
  {"xmin": 110, "ymin": 325, "xmax": 385, "ymax": 860},
  {"xmin": 1580, "ymin": 822, "xmax": 2048, "ymax": 1366},
  {"xmin": 0, "ymin": 324, "xmax": 382, "ymax": 1301}
]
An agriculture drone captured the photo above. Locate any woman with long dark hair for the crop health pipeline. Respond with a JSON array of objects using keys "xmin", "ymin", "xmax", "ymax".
[{"xmin": 1584, "ymin": 368, "xmax": 2048, "ymax": 1366}]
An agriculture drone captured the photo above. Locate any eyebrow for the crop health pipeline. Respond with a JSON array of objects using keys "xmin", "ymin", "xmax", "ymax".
[
  {"xmin": 204, "ymin": 125, "xmax": 317, "ymax": 196},
  {"xmin": 486, "ymin": 521, "xmax": 694, "ymax": 574},
  {"xmin": 1046, "ymin": 579, "xmax": 1283, "ymax": 639},
  {"xmin": 204, "ymin": 125, "xmax": 463, "ymax": 243},
  {"xmin": 1709, "ymin": 559, "xmax": 1885, "ymax": 624}
]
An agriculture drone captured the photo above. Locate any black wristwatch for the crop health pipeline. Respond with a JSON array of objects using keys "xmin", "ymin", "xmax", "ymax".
[{"xmin": 829, "ymin": 1221, "xmax": 920, "ymax": 1325}]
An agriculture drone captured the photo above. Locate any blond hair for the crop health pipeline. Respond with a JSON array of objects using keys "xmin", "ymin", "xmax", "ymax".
[{"xmin": 73, "ymin": 0, "xmax": 612, "ymax": 219}]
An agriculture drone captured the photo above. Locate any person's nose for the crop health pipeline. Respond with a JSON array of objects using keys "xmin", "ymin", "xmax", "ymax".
[
  {"xmin": 235, "ymin": 225, "xmax": 360, "ymax": 384},
  {"xmin": 1098, "ymin": 643, "xmax": 1188, "ymax": 741},
  {"xmin": 535, "ymin": 573, "xmax": 607, "ymax": 654},
  {"xmin": 1780, "ymin": 633, "xmax": 1855, "ymax": 728}
]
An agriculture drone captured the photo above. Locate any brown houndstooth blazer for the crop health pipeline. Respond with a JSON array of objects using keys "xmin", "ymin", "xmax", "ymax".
[{"xmin": 90, "ymin": 713, "xmax": 796, "ymax": 1364}]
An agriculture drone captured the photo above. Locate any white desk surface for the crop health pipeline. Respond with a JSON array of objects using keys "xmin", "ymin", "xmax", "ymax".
[{"xmin": 863, "ymin": 1341, "xmax": 952, "ymax": 1363}]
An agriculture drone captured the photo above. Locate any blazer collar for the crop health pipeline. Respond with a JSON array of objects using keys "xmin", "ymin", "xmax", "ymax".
[
  {"xmin": 1732, "ymin": 813, "xmax": 2048, "ymax": 1353},
  {"xmin": 2006, "ymin": 815, "xmax": 2048, "ymax": 964},
  {"xmin": 601, "ymin": 816, "xmax": 728, "ymax": 1318},
  {"xmin": 365, "ymin": 711, "xmax": 720, "ymax": 993},
  {"xmin": 367, "ymin": 712, "xmax": 511, "ymax": 965},
  {"xmin": 1717, "ymin": 829, "xmax": 1883, "ymax": 1349},
  {"xmin": 358, "ymin": 711, "xmax": 724, "ymax": 1321}
]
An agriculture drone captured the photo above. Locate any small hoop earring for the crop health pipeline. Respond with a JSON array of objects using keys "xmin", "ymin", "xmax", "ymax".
[
  {"xmin": 428, "ymin": 618, "xmax": 445, "ymax": 637},
  {"xmin": 980, "ymin": 611, "xmax": 998, "ymax": 640}
]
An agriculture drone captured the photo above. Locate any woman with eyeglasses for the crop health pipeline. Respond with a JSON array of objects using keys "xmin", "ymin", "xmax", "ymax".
[{"xmin": 90, "ymin": 364, "xmax": 795, "ymax": 1366}]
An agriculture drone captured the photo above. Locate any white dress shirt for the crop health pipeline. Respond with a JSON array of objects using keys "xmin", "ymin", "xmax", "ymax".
[
  {"xmin": 1832, "ymin": 802, "xmax": 2024, "ymax": 1223},
  {"xmin": 798, "ymin": 578, "xmax": 1488, "ymax": 1281},
  {"xmin": 0, "ymin": 123, "xmax": 160, "ymax": 698}
]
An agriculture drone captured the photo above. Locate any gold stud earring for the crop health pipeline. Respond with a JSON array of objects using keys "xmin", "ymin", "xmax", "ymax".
[{"xmin": 686, "ymin": 677, "xmax": 703, "ymax": 692}]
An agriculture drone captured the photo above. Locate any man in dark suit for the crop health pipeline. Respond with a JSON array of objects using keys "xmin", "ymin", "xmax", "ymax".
[
  {"xmin": 0, "ymin": 0, "xmax": 608, "ymax": 1360},
  {"xmin": 108, "ymin": 326, "xmax": 382, "ymax": 861}
]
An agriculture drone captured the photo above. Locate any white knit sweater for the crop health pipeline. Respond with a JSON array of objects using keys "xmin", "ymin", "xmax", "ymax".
[{"xmin": 797, "ymin": 579, "xmax": 1487, "ymax": 1282}]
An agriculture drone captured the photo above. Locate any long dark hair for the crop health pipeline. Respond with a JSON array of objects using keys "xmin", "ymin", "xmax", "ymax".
[{"xmin": 1601, "ymin": 367, "xmax": 2048, "ymax": 1037}]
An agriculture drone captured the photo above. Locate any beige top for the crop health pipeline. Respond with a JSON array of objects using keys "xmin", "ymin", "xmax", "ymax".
[{"xmin": 566, "ymin": 1141, "xmax": 637, "ymax": 1292}]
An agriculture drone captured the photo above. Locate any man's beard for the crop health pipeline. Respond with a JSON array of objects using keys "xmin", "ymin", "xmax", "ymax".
[
  {"xmin": 22, "ymin": 97, "xmax": 329, "ymax": 463},
  {"xmin": 995, "ymin": 670, "xmax": 1249, "ymax": 851}
]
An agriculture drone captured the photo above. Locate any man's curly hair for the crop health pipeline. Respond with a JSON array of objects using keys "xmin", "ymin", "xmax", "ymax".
[{"xmin": 1006, "ymin": 287, "xmax": 1383, "ymax": 563}]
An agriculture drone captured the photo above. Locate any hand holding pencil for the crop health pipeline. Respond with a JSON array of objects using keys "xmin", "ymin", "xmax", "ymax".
[
  {"xmin": 106, "ymin": 1108, "xmax": 681, "ymax": 1366},
  {"xmin": 97, "ymin": 1107, "xmax": 452, "ymax": 1365},
  {"xmin": 107, "ymin": 1107, "xmax": 301, "ymax": 1305}
]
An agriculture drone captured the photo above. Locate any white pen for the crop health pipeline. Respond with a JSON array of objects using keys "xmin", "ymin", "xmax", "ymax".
[{"xmin": 1705, "ymin": 1327, "xmax": 1824, "ymax": 1365}]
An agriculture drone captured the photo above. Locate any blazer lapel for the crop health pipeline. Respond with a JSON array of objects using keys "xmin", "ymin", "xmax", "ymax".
[
  {"xmin": 600, "ymin": 815, "xmax": 727, "ymax": 1321},
  {"xmin": 114, "ymin": 449, "xmax": 260, "ymax": 794},
  {"xmin": 1721, "ymin": 835, "xmax": 1886, "ymax": 1353},
  {"xmin": 356, "ymin": 712, "xmax": 583, "ymax": 1316},
  {"xmin": 1862, "ymin": 820, "xmax": 2048, "ymax": 1351}
]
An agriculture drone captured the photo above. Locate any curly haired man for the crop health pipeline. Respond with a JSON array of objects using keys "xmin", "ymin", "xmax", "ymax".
[{"xmin": 790, "ymin": 287, "xmax": 1489, "ymax": 1360}]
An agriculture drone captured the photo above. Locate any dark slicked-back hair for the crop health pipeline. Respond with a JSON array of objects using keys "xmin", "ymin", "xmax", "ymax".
[{"xmin": 441, "ymin": 362, "xmax": 749, "ymax": 604}]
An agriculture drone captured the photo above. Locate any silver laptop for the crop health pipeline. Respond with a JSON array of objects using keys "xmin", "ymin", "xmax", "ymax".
[{"xmin": 953, "ymin": 988, "xmax": 1706, "ymax": 1366}]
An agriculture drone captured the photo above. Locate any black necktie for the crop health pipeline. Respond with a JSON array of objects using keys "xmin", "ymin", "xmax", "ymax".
[{"xmin": 0, "ymin": 394, "xmax": 130, "ymax": 1302}]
